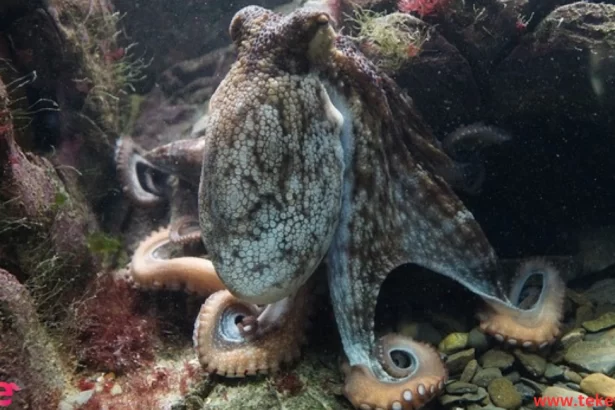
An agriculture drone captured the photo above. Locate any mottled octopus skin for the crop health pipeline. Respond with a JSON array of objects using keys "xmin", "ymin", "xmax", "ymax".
[
  {"xmin": 196, "ymin": 5, "xmax": 564, "ymax": 410},
  {"xmin": 115, "ymin": 133, "xmax": 313, "ymax": 378}
]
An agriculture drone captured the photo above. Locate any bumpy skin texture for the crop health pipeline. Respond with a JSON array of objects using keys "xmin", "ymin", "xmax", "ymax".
[
  {"xmin": 115, "ymin": 5, "xmax": 564, "ymax": 410},
  {"xmin": 197, "ymin": 5, "xmax": 565, "ymax": 410}
]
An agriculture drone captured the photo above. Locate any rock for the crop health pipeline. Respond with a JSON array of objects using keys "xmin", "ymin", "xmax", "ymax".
[
  {"xmin": 460, "ymin": 359, "xmax": 479, "ymax": 383},
  {"xmin": 565, "ymin": 338, "xmax": 615, "ymax": 374},
  {"xmin": 583, "ymin": 278, "xmax": 615, "ymax": 305},
  {"xmin": 575, "ymin": 305, "xmax": 595, "ymax": 328},
  {"xmin": 513, "ymin": 349, "xmax": 547, "ymax": 378},
  {"xmin": 468, "ymin": 327, "xmax": 491, "ymax": 352},
  {"xmin": 539, "ymin": 386, "xmax": 592, "ymax": 409},
  {"xmin": 362, "ymin": 12, "xmax": 482, "ymax": 137},
  {"xmin": 505, "ymin": 372, "xmax": 521, "ymax": 384},
  {"xmin": 479, "ymin": 349, "xmax": 515, "ymax": 370},
  {"xmin": 544, "ymin": 363, "xmax": 565, "ymax": 381},
  {"xmin": 489, "ymin": 2, "xmax": 615, "ymax": 128},
  {"xmin": 519, "ymin": 377, "xmax": 547, "ymax": 395},
  {"xmin": 468, "ymin": 405, "xmax": 506, "ymax": 410},
  {"xmin": 446, "ymin": 381, "xmax": 478, "ymax": 394},
  {"xmin": 580, "ymin": 373, "xmax": 615, "ymax": 398},
  {"xmin": 439, "ymin": 332, "xmax": 469, "ymax": 354},
  {"xmin": 487, "ymin": 378, "xmax": 522, "ymax": 409},
  {"xmin": 514, "ymin": 383, "xmax": 536, "ymax": 402},
  {"xmin": 473, "ymin": 368, "xmax": 503, "ymax": 388},
  {"xmin": 439, "ymin": 387, "xmax": 488, "ymax": 406},
  {"xmin": 582, "ymin": 311, "xmax": 615, "ymax": 332},
  {"xmin": 398, "ymin": 321, "xmax": 443, "ymax": 346},
  {"xmin": 563, "ymin": 370, "xmax": 582, "ymax": 384},
  {"xmin": 559, "ymin": 328, "xmax": 586, "ymax": 349},
  {"xmin": 446, "ymin": 348, "xmax": 476, "ymax": 374}
]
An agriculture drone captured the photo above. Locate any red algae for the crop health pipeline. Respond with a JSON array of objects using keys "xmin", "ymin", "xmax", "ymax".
[{"xmin": 69, "ymin": 273, "xmax": 158, "ymax": 374}]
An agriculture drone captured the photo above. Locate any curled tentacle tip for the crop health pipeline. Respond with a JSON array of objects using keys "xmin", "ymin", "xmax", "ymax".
[
  {"xmin": 114, "ymin": 136, "xmax": 167, "ymax": 207},
  {"xmin": 169, "ymin": 216, "xmax": 202, "ymax": 244},
  {"xmin": 130, "ymin": 227, "xmax": 224, "ymax": 294},
  {"xmin": 343, "ymin": 334, "xmax": 447, "ymax": 410},
  {"xmin": 194, "ymin": 289, "xmax": 309, "ymax": 377},
  {"xmin": 478, "ymin": 258, "xmax": 565, "ymax": 349}
]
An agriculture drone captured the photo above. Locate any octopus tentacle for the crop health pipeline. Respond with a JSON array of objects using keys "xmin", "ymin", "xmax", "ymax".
[
  {"xmin": 114, "ymin": 136, "xmax": 167, "ymax": 207},
  {"xmin": 193, "ymin": 284, "xmax": 310, "ymax": 377},
  {"xmin": 477, "ymin": 258, "xmax": 565, "ymax": 348},
  {"xmin": 169, "ymin": 215, "xmax": 202, "ymax": 245},
  {"xmin": 130, "ymin": 226, "xmax": 224, "ymax": 295},
  {"xmin": 342, "ymin": 334, "xmax": 447, "ymax": 410}
]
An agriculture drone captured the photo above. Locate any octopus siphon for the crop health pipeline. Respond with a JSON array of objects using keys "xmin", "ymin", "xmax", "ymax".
[{"xmin": 115, "ymin": 5, "xmax": 566, "ymax": 410}]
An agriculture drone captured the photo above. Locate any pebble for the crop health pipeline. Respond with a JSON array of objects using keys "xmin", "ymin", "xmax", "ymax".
[
  {"xmin": 559, "ymin": 328, "xmax": 586, "ymax": 349},
  {"xmin": 479, "ymin": 349, "xmax": 515, "ymax": 370},
  {"xmin": 514, "ymin": 383, "xmax": 536, "ymax": 402},
  {"xmin": 582, "ymin": 311, "xmax": 615, "ymax": 332},
  {"xmin": 575, "ymin": 305, "xmax": 594, "ymax": 327},
  {"xmin": 487, "ymin": 378, "xmax": 522, "ymax": 409},
  {"xmin": 460, "ymin": 359, "xmax": 479, "ymax": 383},
  {"xmin": 565, "ymin": 338, "xmax": 615, "ymax": 374},
  {"xmin": 563, "ymin": 369, "xmax": 582, "ymax": 384},
  {"xmin": 439, "ymin": 387, "xmax": 488, "ymax": 406},
  {"xmin": 583, "ymin": 278, "xmax": 615, "ymax": 305},
  {"xmin": 540, "ymin": 386, "xmax": 592, "ymax": 409},
  {"xmin": 505, "ymin": 371, "xmax": 521, "ymax": 384},
  {"xmin": 580, "ymin": 372, "xmax": 615, "ymax": 397},
  {"xmin": 544, "ymin": 363, "xmax": 565, "ymax": 381},
  {"xmin": 468, "ymin": 327, "xmax": 490, "ymax": 352},
  {"xmin": 446, "ymin": 381, "xmax": 478, "ymax": 394},
  {"xmin": 440, "ymin": 332, "xmax": 469, "ymax": 354},
  {"xmin": 513, "ymin": 349, "xmax": 546, "ymax": 377},
  {"xmin": 446, "ymin": 348, "xmax": 476, "ymax": 374},
  {"xmin": 473, "ymin": 368, "xmax": 503, "ymax": 388}
]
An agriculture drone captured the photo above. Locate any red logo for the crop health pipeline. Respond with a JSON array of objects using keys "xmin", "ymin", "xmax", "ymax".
[{"xmin": 0, "ymin": 382, "xmax": 20, "ymax": 407}]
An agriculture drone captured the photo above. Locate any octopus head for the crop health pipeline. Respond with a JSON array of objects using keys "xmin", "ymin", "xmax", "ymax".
[{"xmin": 198, "ymin": 6, "xmax": 347, "ymax": 304}]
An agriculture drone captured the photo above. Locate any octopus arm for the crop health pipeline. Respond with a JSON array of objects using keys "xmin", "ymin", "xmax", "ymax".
[
  {"xmin": 193, "ymin": 281, "xmax": 311, "ymax": 377},
  {"xmin": 130, "ymin": 226, "xmax": 224, "ymax": 295}
]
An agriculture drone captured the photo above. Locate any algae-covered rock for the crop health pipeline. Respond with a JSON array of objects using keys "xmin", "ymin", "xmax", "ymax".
[
  {"xmin": 490, "ymin": 2, "xmax": 615, "ymax": 127},
  {"xmin": 0, "ymin": 269, "xmax": 65, "ymax": 409}
]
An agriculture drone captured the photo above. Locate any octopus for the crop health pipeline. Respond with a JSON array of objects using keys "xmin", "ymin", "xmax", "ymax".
[{"xmin": 115, "ymin": 5, "xmax": 566, "ymax": 410}]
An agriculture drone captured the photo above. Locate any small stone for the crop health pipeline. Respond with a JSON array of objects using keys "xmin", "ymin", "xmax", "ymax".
[
  {"xmin": 544, "ymin": 363, "xmax": 565, "ymax": 380},
  {"xmin": 479, "ymin": 349, "xmax": 515, "ymax": 370},
  {"xmin": 563, "ymin": 369, "xmax": 582, "ymax": 384},
  {"xmin": 575, "ymin": 304, "xmax": 594, "ymax": 327},
  {"xmin": 446, "ymin": 381, "xmax": 478, "ymax": 394},
  {"xmin": 446, "ymin": 348, "xmax": 476, "ymax": 374},
  {"xmin": 110, "ymin": 383, "xmax": 122, "ymax": 396},
  {"xmin": 519, "ymin": 377, "xmax": 546, "ymax": 394},
  {"xmin": 487, "ymin": 378, "xmax": 522, "ymax": 409},
  {"xmin": 439, "ymin": 387, "xmax": 488, "ymax": 406},
  {"xmin": 468, "ymin": 327, "xmax": 490, "ymax": 352},
  {"xmin": 584, "ymin": 278, "xmax": 615, "ymax": 305},
  {"xmin": 513, "ymin": 349, "xmax": 547, "ymax": 377},
  {"xmin": 540, "ymin": 386, "xmax": 592, "ymax": 409},
  {"xmin": 460, "ymin": 359, "xmax": 479, "ymax": 383},
  {"xmin": 473, "ymin": 367, "xmax": 503, "ymax": 388},
  {"xmin": 439, "ymin": 332, "xmax": 469, "ymax": 354},
  {"xmin": 582, "ymin": 311, "xmax": 615, "ymax": 332},
  {"xmin": 559, "ymin": 328, "xmax": 586, "ymax": 348},
  {"xmin": 567, "ymin": 289, "xmax": 591, "ymax": 306},
  {"xmin": 505, "ymin": 371, "xmax": 520, "ymax": 384},
  {"xmin": 514, "ymin": 383, "xmax": 536, "ymax": 402},
  {"xmin": 468, "ymin": 405, "xmax": 506, "ymax": 410},
  {"xmin": 580, "ymin": 373, "xmax": 615, "ymax": 397},
  {"xmin": 565, "ymin": 338, "xmax": 615, "ymax": 374}
]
